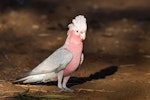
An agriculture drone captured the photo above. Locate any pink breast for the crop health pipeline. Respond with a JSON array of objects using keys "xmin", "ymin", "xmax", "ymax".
[
  {"xmin": 63, "ymin": 45, "xmax": 82, "ymax": 76},
  {"xmin": 63, "ymin": 58, "xmax": 80, "ymax": 76}
]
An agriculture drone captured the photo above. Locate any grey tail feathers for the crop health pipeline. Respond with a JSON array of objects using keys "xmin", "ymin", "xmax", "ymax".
[
  {"xmin": 13, "ymin": 73, "xmax": 30, "ymax": 84},
  {"xmin": 13, "ymin": 77, "xmax": 26, "ymax": 84}
]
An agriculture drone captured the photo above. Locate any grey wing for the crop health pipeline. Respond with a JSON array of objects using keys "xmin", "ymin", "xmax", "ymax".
[{"xmin": 29, "ymin": 48, "xmax": 72, "ymax": 75}]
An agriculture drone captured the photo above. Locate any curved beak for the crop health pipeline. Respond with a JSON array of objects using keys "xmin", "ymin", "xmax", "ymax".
[{"xmin": 80, "ymin": 32, "xmax": 86, "ymax": 40}]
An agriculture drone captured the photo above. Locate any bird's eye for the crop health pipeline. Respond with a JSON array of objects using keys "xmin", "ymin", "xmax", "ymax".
[{"xmin": 76, "ymin": 30, "xmax": 79, "ymax": 33}]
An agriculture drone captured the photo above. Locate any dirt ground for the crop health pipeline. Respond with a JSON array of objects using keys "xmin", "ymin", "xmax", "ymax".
[{"xmin": 0, "ymin": 0, "xmax": 150, "ymax": 100}]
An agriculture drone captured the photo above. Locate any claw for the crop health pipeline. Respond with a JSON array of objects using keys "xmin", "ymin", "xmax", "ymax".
[
  {"xmin": 53, "ymin": 88, "xmax": 74, "ymax": 93},
  {"xmin": 62, "ymin": 88, "xmax": 74, "ymax": 92}
]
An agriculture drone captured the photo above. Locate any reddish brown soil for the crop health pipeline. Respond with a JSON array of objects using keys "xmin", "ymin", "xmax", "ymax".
[{"xmin": 0, "ymin": 0, "xmax": 150, "ymax": 100}]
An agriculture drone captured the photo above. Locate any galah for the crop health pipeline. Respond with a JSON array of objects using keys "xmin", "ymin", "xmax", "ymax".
[{"xmin": 14, "ymin": 15, "xmax": 87, "ymax": 92}]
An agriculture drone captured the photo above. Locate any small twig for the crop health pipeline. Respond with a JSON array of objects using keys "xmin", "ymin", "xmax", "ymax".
[
  {"xmin": 15, "ymin": 84, "xmax": 41, "ymax": 89},
  {"xmin": 15, "ymin": 85, "xmax": 47, "ymax": 92},
  {"xmin": 1, "ymin": 90, "xmax": 24, "ymax": 94},
  {"xmin": 78, "ymin": 88, "xmax": 115, "ymax": 92},
  {"xmin": 29, "ymin": 89, "xmax": 47, "ymax": 93},
  {"xmin": 15, "ymin": 84, "xmax": 34, "ymax": 88}
]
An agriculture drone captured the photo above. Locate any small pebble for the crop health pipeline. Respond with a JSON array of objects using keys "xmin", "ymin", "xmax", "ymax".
[{"xmin": 32, "ymin": 25, "xmax": 39, "ymax": 29}]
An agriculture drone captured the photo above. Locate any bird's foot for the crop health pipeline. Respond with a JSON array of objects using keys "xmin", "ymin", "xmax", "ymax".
[
  {"xmin": 63, "ymin": 87, "xmax": 74, "ymax": 92},
  {"xmin": 53, "ymin": 87, "xmax": 74, "ymax": 93},
  {"xmin": 61, "ymin": 87, "xmax": 74, "ymax": 92}
]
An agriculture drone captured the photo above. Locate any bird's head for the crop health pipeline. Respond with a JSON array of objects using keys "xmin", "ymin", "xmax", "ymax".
[{"xmin": 68, "ymin": 15, "xmax": 87, "ymax": 40}]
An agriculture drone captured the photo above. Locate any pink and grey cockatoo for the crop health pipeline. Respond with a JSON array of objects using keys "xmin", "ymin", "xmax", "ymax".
[{"xmin": 14, "ymin": 15, "xmax": 87, "ymax": 92}]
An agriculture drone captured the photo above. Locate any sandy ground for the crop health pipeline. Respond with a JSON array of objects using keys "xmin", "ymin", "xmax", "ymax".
[{"xmin": 0, "ymin": 0, "xmax": 150, "ymax": 100}]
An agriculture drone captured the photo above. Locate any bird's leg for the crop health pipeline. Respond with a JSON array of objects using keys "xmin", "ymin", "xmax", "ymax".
[
  {"xmin": 62, "ymin": 76, "xmax": 73, "ymax": 92},
  {"xmin": 80, "ymin": 53, "xmax": 84, "ymax": 65},
  {"xmin": 57, "ymin": 70, "xmax": 64, "ymax": 90}
]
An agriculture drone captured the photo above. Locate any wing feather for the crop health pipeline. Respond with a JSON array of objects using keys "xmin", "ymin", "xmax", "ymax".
[{"xmin": 29, "ymin": 47, "xmax": 72, "ymax": 75}]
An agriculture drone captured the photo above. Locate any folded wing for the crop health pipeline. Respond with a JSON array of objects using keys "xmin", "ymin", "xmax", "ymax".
[{"xmin": 14, "ymin": 47, "xmax": 72, "ymax": 83}]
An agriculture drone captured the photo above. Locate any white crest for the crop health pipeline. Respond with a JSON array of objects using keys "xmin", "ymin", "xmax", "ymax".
[{"xmin": 68, "ymin": 15, "xmax": 87, "ymax": 32}]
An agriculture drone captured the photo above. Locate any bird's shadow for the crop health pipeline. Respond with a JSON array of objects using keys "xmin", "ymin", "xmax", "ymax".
[{"xmin": 33, "ymin": 65, "xmax": 118, "ymax": 87}]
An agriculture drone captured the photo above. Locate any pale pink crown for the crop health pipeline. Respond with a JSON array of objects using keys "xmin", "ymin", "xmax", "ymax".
[{"xmin": 68, "ymin": 15, "xmax": 87, "ymax": 32}]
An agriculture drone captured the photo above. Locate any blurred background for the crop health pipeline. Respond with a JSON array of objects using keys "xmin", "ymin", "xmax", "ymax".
[{"xmin": 0, "ymin": 0, "xmax": 150, "ymax": 100}]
